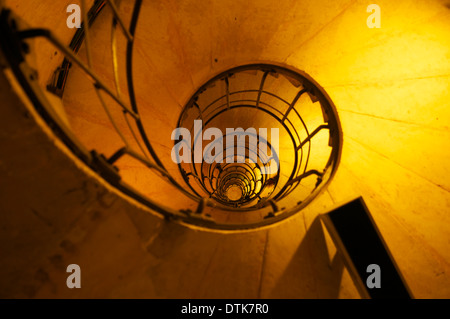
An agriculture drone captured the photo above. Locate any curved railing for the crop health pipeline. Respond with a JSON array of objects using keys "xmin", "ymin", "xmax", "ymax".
[
  {"xmin": 0, "ymin": 0, "xmax": 197, "ymax": 221},
  {"xmin": 0, "ymin": 0, "xmax": 342, "ymax": 230},
  {"xmin": 177, "ymin": 65, "xmax": 342, "ymax": 212}
]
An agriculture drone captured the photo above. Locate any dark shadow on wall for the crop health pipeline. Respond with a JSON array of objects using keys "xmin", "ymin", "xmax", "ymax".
[{"xmin": 269, "ymin": 217, "xmax": 345, "ymax": 298}]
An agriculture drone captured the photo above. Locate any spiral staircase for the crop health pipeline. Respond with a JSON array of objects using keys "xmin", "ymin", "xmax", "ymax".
[{"xmin": 0, "ymin": 0, "xmax": 449, "ymax": 298}]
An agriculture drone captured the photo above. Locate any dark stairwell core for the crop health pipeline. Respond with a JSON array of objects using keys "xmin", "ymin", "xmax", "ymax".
[{"xmin": 0, "ymin": 0, "xmax": 449, "ymax": 298}]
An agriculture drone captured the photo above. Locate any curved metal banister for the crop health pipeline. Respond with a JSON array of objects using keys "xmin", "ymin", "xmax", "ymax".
[
  {"xmin": 0, "ymin": 1, "xmax": 342, "ymax": 230},
  {"xmin": 176, "ymin": 64, "xmax": 342, "ymax": 210}
]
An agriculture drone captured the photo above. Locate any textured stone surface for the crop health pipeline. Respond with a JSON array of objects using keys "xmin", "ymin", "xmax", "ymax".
[{"xmin": 1, "ymin": 0, "xmax": 449, "ymax": 298}]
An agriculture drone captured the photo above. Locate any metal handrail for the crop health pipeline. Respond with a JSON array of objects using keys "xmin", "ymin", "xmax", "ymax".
[
  {"xmin": 0, "ymin": 1, "xmax": 342, "ymax": 229},
  {"xmin": 177, "ymin": 65, "xmax": 342, "ymax": 210}
]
